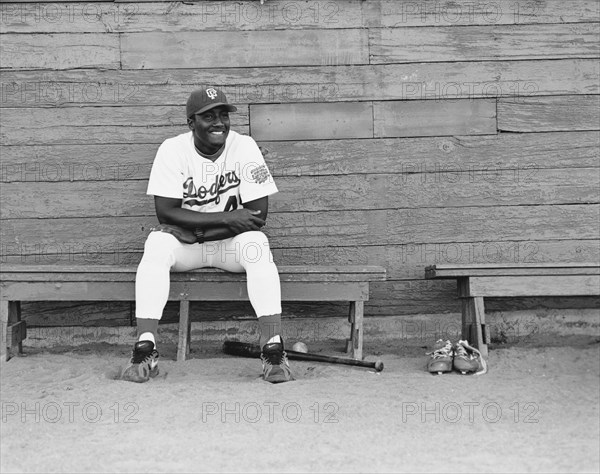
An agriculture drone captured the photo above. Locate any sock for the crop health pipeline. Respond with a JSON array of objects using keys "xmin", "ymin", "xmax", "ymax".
[
  {"xmin": 136, "ymin": 318, "xmax": 159, "ymax": 348},
  {"xmin": 258, "ymin": 314, "xmax": 282, "ymax": 348},
  {"xmin": 138, "ymin": 332, "xmax": 156, "ymax": 346}
]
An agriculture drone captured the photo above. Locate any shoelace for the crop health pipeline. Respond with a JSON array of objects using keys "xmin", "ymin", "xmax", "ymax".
[
  {"xmin": 262, "ymin": 348, "xmax": 290, "ymax": 367},
  {"xmin": 428, "ymin": 341, "xmax": 453, "ymax": 359},
  {"xmin": 455, "ymin": 344, "xmax": 472, "ymax": 359},
  {"xmin": 131, "ymin": 350, "xmax": 154, "ymax": 364}
]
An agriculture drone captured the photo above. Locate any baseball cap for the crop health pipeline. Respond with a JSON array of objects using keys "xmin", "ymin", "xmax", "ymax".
[{"xmin": 186, "ymin": 87, "xmax": 237, "ymax": 118}]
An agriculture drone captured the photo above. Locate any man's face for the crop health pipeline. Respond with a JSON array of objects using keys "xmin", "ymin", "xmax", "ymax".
[{"xmin": 188, "ymin": 106, "xmax": 230, "ymax": 155}]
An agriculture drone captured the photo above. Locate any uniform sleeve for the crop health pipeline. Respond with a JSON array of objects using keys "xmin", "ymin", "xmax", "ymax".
[
  {"xmin": 146, "ymin": 141, "xmax": 185, "ymax": 199},
  {"xmin": 239, "ymin": 137, "xmax": 278, "ymax": 204}
]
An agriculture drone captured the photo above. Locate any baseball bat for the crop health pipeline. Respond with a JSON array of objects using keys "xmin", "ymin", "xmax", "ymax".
[{"xmin": 222, "ymin": 340, "xmax": 384, "ymax": 372}]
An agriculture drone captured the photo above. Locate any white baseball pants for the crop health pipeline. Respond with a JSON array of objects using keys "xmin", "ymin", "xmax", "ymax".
[{"xmin": 135, "ymin": 230, "xmax": 282, "ymax": 320}]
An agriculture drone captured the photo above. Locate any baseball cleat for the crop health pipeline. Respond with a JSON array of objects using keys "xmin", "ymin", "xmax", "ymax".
[
  {"xmin": 261, "ymin": 340, "xmax": 294, "ymax": 383},
  {"xmin": 453, "ymin": 340, "xmax": 487, "ymax": 375},
  {"xmin": 427, "ymin": 339, "xmax": 454, "ymax": 374},
  {"xmin": 122, "ymin": 340, "xmax": 160, "ymax": 383}
]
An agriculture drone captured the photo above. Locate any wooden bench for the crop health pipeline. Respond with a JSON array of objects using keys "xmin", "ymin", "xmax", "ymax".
[
  {"xmin": 425, "ymin": 263, "xmax": 600, "ymax": 358},
  {"xmin": 0, "ymin": 264, "xmax": 386, "ymax": 362}
]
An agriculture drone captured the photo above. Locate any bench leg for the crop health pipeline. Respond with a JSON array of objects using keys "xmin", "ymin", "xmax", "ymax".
[
  {"xmin": 1, "ymin": 301, "xmax": 25, "ymax": 361},
  {"xmin": 177, "ymin": 301, "xmax": 191, "ymax": 362},
  {"xmin": 461, "ymin": 297, "xmax": 488, "ymax": 358},
  {"xmin": 346, "ymin": 301, "xmax": 364, "ymax": 360}
]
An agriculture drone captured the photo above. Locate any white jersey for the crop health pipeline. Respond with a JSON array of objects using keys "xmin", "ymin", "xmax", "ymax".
[{"xmin": 147, "ymin": 131, "xmax": 278, "ymax": 212}]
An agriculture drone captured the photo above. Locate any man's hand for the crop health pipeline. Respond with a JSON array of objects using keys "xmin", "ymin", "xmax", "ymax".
[
  {"xmin": 151, "ymin": 223, "xmax": 198, "ymax": 244},
  {"xmin": 223, "ymin": 209, "xmax": 266, "ymax": 234}
]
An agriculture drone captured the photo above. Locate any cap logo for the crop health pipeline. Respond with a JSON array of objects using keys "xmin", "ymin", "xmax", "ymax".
[{"xmin": 206, "ymin": 88, "xmax": 218, "ymax": 100}]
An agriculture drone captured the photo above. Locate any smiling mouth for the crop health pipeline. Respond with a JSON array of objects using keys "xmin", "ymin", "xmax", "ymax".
[{"xmin": 210, "ymin": 131, "xmax": 225, "ymax": 135}]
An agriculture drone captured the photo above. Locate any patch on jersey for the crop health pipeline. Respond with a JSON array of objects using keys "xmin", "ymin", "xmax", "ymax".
[{"xmin": 251, "ymin": 164, "xmax": 271, "ymax": 184}]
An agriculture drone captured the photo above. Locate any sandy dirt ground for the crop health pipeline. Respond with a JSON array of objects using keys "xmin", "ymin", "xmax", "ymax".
[{"xmin": 1, "ymin": 335, "xmax": 599, "ymax": 474}]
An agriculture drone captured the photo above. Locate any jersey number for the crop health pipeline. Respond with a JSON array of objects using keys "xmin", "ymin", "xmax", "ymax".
[{"xmin": 224, "ymin": 196, "xmax": 238, "ymax": 212}]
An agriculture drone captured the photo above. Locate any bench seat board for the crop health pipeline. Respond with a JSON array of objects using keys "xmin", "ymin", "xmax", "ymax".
[
  {"xmin": 0, "ymin": 272, "xmax": 385, "ymax": 283},
  {"xmin": 426, "ymin": 263, "xmax": 600, "ymax": 278},
  {"xmin": 0, "ymin": 264, "xmax": 386, "ymax": 276}
]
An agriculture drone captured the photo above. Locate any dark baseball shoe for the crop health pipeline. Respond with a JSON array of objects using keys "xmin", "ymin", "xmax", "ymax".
[
  {"xmin": 427, "ymin": 339, "xmax": 454, "ymax": 374},
  {"xmin": 122, "ymin": 340, "xmax": 159, "ymax": 383},
  {"xmin": 261, "ymin": 340, "xmax": 294, "ymax": 383},
  {"xmin": 454, "ymin": 340, "xmax": 487, "ymax": 375}
]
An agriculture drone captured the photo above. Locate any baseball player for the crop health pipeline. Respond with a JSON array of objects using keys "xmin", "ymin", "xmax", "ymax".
[{"xmin": 122, "ymin": 87, "xmax": 293, "ymax": 384}]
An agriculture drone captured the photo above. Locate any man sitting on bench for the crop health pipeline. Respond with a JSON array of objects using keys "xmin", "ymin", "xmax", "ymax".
[{"xmin": 122, "ymin": 87, "xmax": 293, "ymax": 384}]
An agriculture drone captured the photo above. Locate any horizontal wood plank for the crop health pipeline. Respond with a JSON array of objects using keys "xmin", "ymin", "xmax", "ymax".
[
  {"xmin": 427, "ymin": 263, "xmax": 600, "ymax": 278},
  {"xmin": 370, "ymin": 23, "xmax": 600, "ymax": 63},
  {"xmin": 0, "ymin": 263, "xmax": 385, "ymax": 278},
  {"xmin": 2, "ymin": 167, "xmax": 599, "ymax": 219},
  {"xmin": 1, "ymin": 60, "xmax": 597, "ymax": 107},
  {"xmin": 2, "ymin": 132, "xmax": 598, "ymax": 182},
  {"xmin": 374, "ymin": 99, "xmax": 496, "ymax": 137},
  {"xmin": 0, "ymin": 1, "xmax": 364, "ymax": 33},
  {"xmin": 4, "ymin": 1, "xmax": 597, "ymax": 33},
  {"xmin": 0, "ymin": 33, "xmax": 120, "ymax": 70},
  {"xmin": 121, "ymin": 29, "xmax": 368, "ymax": 69},
  {"xmin": 0, "ymin": 106, "xmax": 249, "ymax": 145},
  {"xmin": 2, "ymin": 205, "xmax": 598, "ymax": 250},
  {"xmin": 250, "ymin": 102, "xmax": 373, "ymax": 141},
  {"xmin": 498, "ymin": 95, "xmax": 600, "ymax": 132},
  {"xmin": 462, "ymin": 275, "xmax": 600, "ymax": 296},
  {"xmin": 365, "ymin": 0, "xmax": 600, "ymax": 27}
]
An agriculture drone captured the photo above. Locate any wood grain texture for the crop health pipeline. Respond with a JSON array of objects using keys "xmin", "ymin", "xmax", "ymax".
[
  {"xmin": 498, "ymin": 95, "xmax": 600, "ymax": 132},
  {"xmin": 0, "ymin": 106, "xmax": 249, "ymax": 145},
  {"xmin": 250, "ymin": 102, "xmax": 373, "ymax": 140},
  {"xmin": 2, "ymin": 167, "xmax": 598, "ymax": 219},
  {"xmin": 4, "ymin": 1, "xmax": 597, "ymax": 34},
  {"xmin": 1, "ymin": 59, "xmax": 596, "ymax": 107},
  {"xmin": 2, "ymin": 205, "xmax": 598, "ymax": 250},
  {"xmin": 464, "ymin": 275, "xmax": 600, "ymax": 296},
  {"xmin": 370, "ymin": 23, "xmax": 600, "ymax": 63},
  {"xmin": 365, "ymin": 0, "xmax": 600, "ymax": 27},
  {"xmin": 2, "ymin": 240, "xmax": 598, "ymax": 282},
  {"xmin": 0, "ymin": 1, "xmax": 363, "ymax": 33},
  {"xmin": 427, "ymin": 263, "xmax": 600, "ymax": 278},
  {"xmin": 121, "ymin": 29, "xmax": 369, "ymax": 68},
  {"xmin": 3, "ymin": 132, "xmax": 597, "ymax": 182},
  {"xmin": 0, "ymin": 33, "xmax": 120, "ymax": 70},
  {"xmin": 374, "ymin": 99, "xmax": 496, "ymax": 137},
  {"xmin": 0, "ymin": 280, "xmax": 371, "ymax": 302}
]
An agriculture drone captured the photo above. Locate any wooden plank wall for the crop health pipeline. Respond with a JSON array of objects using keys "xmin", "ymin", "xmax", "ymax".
[{"xmin": 1, "ymin": 0, "xmax": 599, "ymax": 328}]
